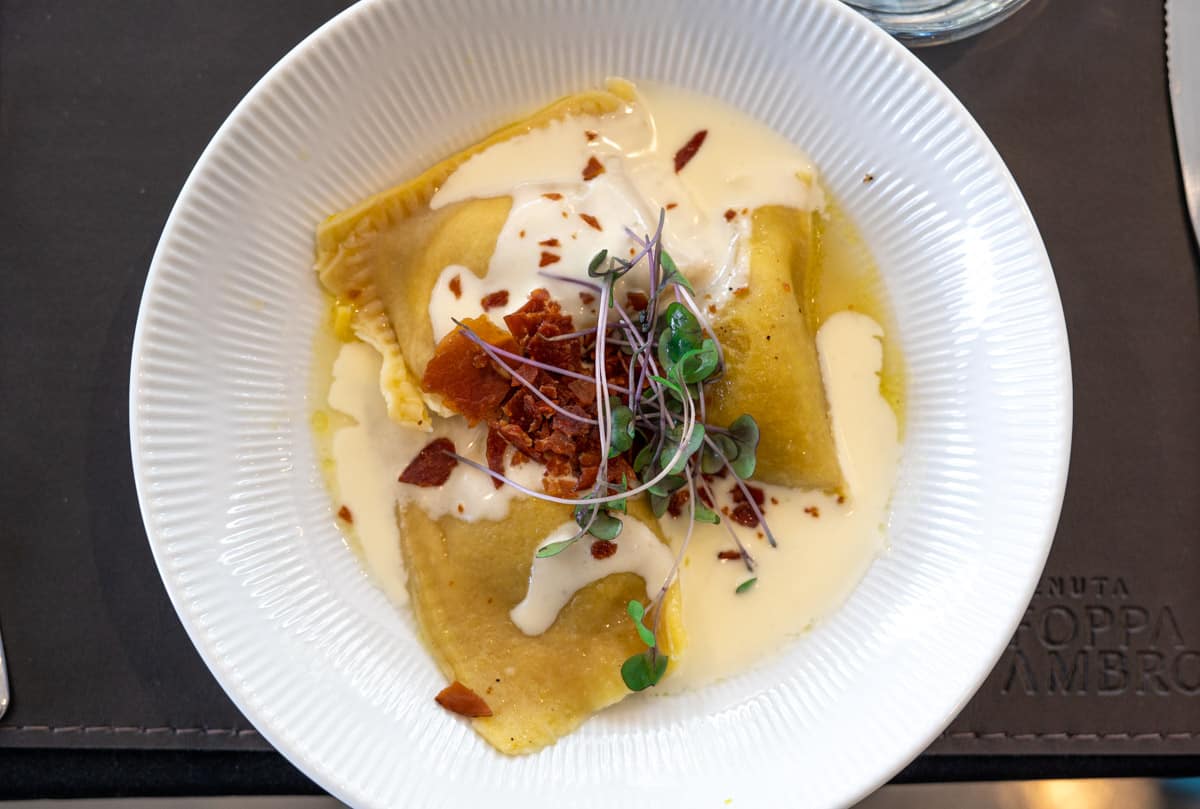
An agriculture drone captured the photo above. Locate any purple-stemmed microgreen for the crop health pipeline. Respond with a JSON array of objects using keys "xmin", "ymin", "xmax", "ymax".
[{"xmin": 442, "ymin": 210, "xmax": 776, "ymax": 689}]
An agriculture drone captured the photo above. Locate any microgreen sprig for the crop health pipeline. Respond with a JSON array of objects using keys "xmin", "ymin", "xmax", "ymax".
[
  {"xmin": 446, "ymin": 210, "xmax": 779, "ymax": 687},
  {"xmin": 622, "ymin": 600, "xmax": 668, "ymax": 690}
]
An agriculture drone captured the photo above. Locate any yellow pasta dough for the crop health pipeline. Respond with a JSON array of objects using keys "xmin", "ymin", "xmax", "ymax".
[
  {"xmin": 399, "ymin": 497, "xmax": 683, "ymax": 754},
  {"xmin": 706, "ymin": 205, "xmax": 843, "ymax": 492},
  {"xmin": 315, "ymin": 83, "xmax": 636, "ymax": 428}
]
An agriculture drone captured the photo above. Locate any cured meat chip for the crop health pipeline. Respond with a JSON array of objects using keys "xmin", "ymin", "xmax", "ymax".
[
  {"xmin": 674, "ymin": 129, "xmax": 707, "ymax": 172},
  {"xmin": 582, "ymin": 156, "xmax": 606, "ymax": 181},
  {"xmin": 481, "ymin": 290, "xmax": 510, "ymax": 310},
  {"xmin": 435, "ymin": 680, "xmax": 493, "ymax": 717},
  {"xmin": 422, "ymin": 316, "xmax": 518, "ymax": 424},
  {"xmin": 590, "ymin": 540, "xmax": 618, "ymax": 559},
  {"xmin": 398, "ymin": 438, "xmax": 458, "ymax": 487}
]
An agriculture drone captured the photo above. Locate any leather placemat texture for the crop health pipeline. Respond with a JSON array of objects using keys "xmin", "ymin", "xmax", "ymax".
[
  {"xmin": 0, "ymin": 0, "xmax": 1196, "ymax": 760},
  {"xmin": 0, "ymin": 0, "xmax": 347, "ymax": 752},
  {"xmin": 923, "ymin": 0, "xmax": 1200, "ymax": 755}
]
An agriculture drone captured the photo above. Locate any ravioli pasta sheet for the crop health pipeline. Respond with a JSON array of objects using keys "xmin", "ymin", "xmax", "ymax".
[
  {"xmin": 707, "ymin": 205, "xmax": 843, "ymax": 492},
  {"xmin": 401, "ymin": 498, "xmax": 683, "ymax": 754},
  {"xmin": 315, "ymin": 83, "xmax": 637, "ymax": 429}
]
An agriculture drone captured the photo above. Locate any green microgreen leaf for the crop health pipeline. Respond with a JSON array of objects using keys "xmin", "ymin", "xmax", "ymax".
[
  {"xmin": 672, "ymin": 339, "xmax": 720, "ymax": 384},
  {"xmin": 730, "ymin": 451, "xmax": 756, "ymax": 479},
  {"xmin": 650, "ymin": 492, "xmax": 670, "ymax": 517},
  {"xmin": 729, "ymin": 413, "xmax": 759, "ymax": 448},
  {"xmin": 626, "ymin": 600, "xmax": 657, "ymax": 647},
  {"xmin": 659, "ymin": 249, "xmax": 679, "ymax": 279},
  {"xmin": 606, "ymin": 475, "xmax": 629, "ymax": 513},
  {"xmin": 728, "ymin": 414, "xmax": 760, "ymax": 478},
  {"xmin": 609, "ymin": 401, "xmax": 636, "ymax": 457},
  {"xmin": 664, "ymin": 423, "xmax": 706, "ymax": 474},
  {"xmin": 587, "ymin": 249, "xmax": 609, "ymax": 277},
  {"xmin": 621, "ymin": 649, "xmax": 669, "ymax": 691},
  {"xmin": 575, "ymin": 504, "xmax": 623, "ymax": 540},
  {"xmin": 666, "ymin": 300, "xmax": 701, "ymax": 336},
  {"xmin": 535, "ymin": 535, "xmax": 580, "ymax": 558},
  {"xmin": 649, "ymin": 374, "xmax": 683, "ymax": 396},
  {"xmin": 693, "ymin": 499, "xmax": 721, "ymax": 524},
  {"xmin": 701, "ymin": 433, "xmax": 739, "ymax": 474},
  {"xmin": 592, "ymin": 510, "xmax": 623, "ymax": 540},
  {"xmin": 656, "ymin": 375, "xmax": 688, "ymax": 405},
  {"xmin": 656, "ymin": 302, "xmax": 703, "ymax": 370},
  {"xmin": 657, "ymin": 250, "xmax": 694, "ymax": 294},
  {"xmin": 646, "ymin": 473, "xmax": 686, "ymax": 498},
  {"xmin": 633, "ymin": 442, "xmax": 656, "ymax": 474},
  {"xmin": 735, "ymin": 577, "xmax": 758, "ymax": 594}
]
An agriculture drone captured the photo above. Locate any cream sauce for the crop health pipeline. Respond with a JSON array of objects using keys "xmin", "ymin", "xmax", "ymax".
[
  {"xmin": 660, "ymin": 312, "xmax": 900, "ymax": 690},
  {"xmin": 428, "ymin": 83, "xmax": 822, "ymax": 337},
  {"xmin": 510, "ymin": 516, "xmax": 674, "ymax": 636},
  {"xmin": 326, "ymin": 342, "xmax": 546, "ymax": 600}
]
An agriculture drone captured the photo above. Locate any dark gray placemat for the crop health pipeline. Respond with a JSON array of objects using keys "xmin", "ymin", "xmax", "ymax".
[
  {"xmin": 924, "ymin": 0, "xmax": 1200, "ymax": 755},
  {"xmin": 0, "ymin": 0, "xmax": 1196, "ymax": 760},
  {"xmin": 0, "ymin": 0, "xmax": 349, "ymax": 751}
]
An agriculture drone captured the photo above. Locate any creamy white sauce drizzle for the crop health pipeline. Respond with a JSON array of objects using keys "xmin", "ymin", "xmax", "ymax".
[
  {"xmin": 327, "ymin": 342, "xmax": 545, "ymax": 599},
  {"xmin": 660, "ymin": 312, "xmax": 900, "ymax": 691},
  {"xmin": 509, "ymin": 516, "xmax": 674, "ymax": 636},
  {"xmin": 428, "ymin": 83, "xmax": 822, "ymax": 337}
]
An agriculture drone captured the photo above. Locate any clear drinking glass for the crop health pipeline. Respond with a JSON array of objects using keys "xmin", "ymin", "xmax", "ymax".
[{"xmin": 844, "ymin": 0, "xmax": 1033, "ymax": 46}]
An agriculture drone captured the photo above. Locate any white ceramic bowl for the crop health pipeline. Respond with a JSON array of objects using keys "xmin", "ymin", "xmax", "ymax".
[{"xmin": 130, "ymin": 1, "xmax": 1070, "ymax": 806}]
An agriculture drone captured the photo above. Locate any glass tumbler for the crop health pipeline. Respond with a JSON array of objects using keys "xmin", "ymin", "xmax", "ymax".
[{"xmin": 843, "ymin": 0, "xmax": 1033, "ymax": 46}]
